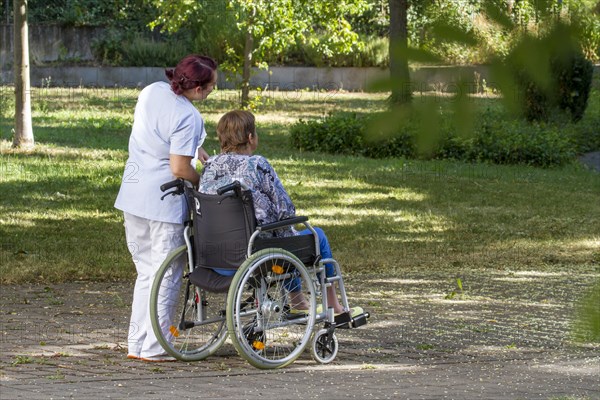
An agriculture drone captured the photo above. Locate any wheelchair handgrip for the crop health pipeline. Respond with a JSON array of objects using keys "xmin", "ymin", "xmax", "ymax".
[
  {"xmin": 217, "ymin": 181, "xmax": 241, "ymax": 195},
  {"xmin": 257, "ymin": 216, "xmax": 309, "ymax": 232},
  {"xmin": 160, "ymin": 178, "xmax": 183, "ymax": 192}
]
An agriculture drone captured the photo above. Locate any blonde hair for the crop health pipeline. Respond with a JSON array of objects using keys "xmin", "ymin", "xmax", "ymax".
[{"xmin": 217, "ymin": 110, "xmax": 256, "ymax": 153}]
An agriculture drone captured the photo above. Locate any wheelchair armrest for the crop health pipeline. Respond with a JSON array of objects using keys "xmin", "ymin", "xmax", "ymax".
[{"xmin": 257, "ymin": 216, "xmax": 308, "ymax": 232}]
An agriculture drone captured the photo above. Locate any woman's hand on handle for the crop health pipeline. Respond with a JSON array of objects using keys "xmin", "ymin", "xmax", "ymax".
[{"xmin": 197, "ymin": 147, "xmax": 210, "ymax": 165}]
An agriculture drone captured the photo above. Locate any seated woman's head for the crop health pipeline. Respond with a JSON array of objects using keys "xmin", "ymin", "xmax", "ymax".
[{"xmin": 217, "ymin": 110, "xmax": 257, "ymax": 154}]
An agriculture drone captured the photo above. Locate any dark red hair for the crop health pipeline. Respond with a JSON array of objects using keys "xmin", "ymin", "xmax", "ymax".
[{"xmin": 165, "ymin": 54, "xmax": 218, "ymax": 95}]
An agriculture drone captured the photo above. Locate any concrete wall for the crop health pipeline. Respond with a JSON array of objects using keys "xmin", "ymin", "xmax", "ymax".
[
  {"xmin": 0, "ymin": 65, "xmax": 503, "ymax": 93},
  {"xmin": 0, "ymin": 23, "xmax": 516, "ymax": 93},
  {"xmin": 0, "ymin": 24, "xmax": 9, "ymax": 68},
  {"xmin": 1, "ymin": 64, "xmax": 598, "ymax": 92},
  {"xmin": 1, "ymin": 24, "xmax": 102, "ymax": 67},
  {"xmin": 1, "ymin": 24, "xmax": 598, "ymax": 92}
]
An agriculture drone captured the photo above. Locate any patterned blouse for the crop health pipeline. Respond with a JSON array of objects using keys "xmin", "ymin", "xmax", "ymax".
[{"xmin": 199, "ymin": 153, "xmax": 296, "ymax": 237}]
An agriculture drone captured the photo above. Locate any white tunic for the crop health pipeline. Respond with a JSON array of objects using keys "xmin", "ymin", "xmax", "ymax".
[{"xmin": 114, "ymin": 81, "xmax": 206, "ymax": 223}]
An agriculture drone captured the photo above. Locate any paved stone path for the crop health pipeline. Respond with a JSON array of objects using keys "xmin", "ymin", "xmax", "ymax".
[{"xmin": 1, "ymin": 270, "xmax": 598, "ymax": 399}]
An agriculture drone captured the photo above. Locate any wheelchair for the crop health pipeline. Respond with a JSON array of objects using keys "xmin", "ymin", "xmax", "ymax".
[{"xmin": 149, "ymin": 178, "xmax": 369, "ymax": 369}]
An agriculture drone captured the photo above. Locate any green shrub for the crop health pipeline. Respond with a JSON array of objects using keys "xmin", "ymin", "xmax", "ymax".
[
  {"xmin": 570, "ymin": 89, "xmax": 600, "ymax": 153},
  {"xmin": 553, "ymin": 49, "xmax": 594, "ymax": 122},
  {"xmin": 506, "ymin": 23, "xmax": 594, "ymax": 123},
  {"xmin": 434, "ymin": 107, "xmax": 580, "ymax": 167},
  {"xmin": 472, "ymin": 116, "xmax": 576, "ymax": 167},
  {"xmin": 435, "ymin": 135, "xmax": 473, "ymax": 161},
  {"xmin": 514, "ymin": 67, "xmax": 551, "ymax": 122},
  {"xmin": 290, "ymin": 112, "xmax": 414, "ymax": 158},
  {"xmin": 363, "ymin": 133, "xmax": 415, "ymax": 159},
  {"xmin": 291, "ymin": 107, "xmax": 581, "ymax": 167},
  {"xmin": 92, "ymin": 32, "xmax": 190, "ymax": 67},
  {"xmin": 573, "ymin": 8, "xmax": 600, "ymax": 62},
  {"xmin": 275, "ymin": 35, "xmax": 388, "ymax": 68},
  {"xmin": 122, "ymin": 37, "xmax": 189, "ymax": 67},
  {"xmin": 290, "ymin": 113, "xmax": 365, "ymax": 155},
  {"xmin": 571, "ymin": 116, "xmax": 600, "ymax": 153},
  {"xmin": 91, "ymin": 29, "xmax": 124, "ymax": 66},
  {"xmin": 326, "ymin": 36, "xmax": 389, "ymax": 68}
]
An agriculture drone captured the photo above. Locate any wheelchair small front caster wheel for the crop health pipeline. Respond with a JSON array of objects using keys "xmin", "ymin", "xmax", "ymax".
[{"xmin": 311, "ymin": 329, "xmax": 338, "ymax": 364}]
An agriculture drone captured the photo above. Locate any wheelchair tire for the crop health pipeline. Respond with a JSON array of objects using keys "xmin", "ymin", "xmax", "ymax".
[
  {"xmin": 227, "ymin": 248, "xmax": 317, "ymax": 369},
  {"xmin": 150, "ymin": 245, "xmax": 228, "ymax": 362},
  {"xmin": 310, "ymin": 329, "xmax": 339, "ymax": 364}
]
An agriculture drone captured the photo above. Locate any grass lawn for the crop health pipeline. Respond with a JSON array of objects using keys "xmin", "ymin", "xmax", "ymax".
[{"xmin": 0, "ymin": 87, "xmax": 599, "ymax": 283}]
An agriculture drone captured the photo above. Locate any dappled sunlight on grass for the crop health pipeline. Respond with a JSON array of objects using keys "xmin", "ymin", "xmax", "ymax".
[
  {"xmin": 1, "ymin": 139, "xmax": 125, "ymax": 160},
  {"xmin": 1, "ymin": 87, "xmax": 599, "ymax": 283},
  {"xmin": 3, "ymin": 208, "xmax": 116, "ymax": 221},
  {"xmin": 0, "ymin": 216, "xmax": 35, "ymax": 227},
  {"xmin": 254, "ymin": 114, "xmax": 299, "ymax": 125},
  {"xmin": 302, "ymin": 205, "xmax": 451, "ymax": 235},
  {"xmin": 482, "ymin": 237, "xmax": 600, "ymax": 268},
  {"xmin": 35, "ymin": 108, "xmax": 133, "ymax": 122},
  {"xmin": 337, "ymin": 190, "xmax": 428, "ymax": 205},
  {"xmin": 200, "ymin": 113, "xmax": 221, "ymax": 124}
]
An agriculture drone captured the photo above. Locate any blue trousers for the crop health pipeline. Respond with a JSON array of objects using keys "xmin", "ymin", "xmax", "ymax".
[{"xmin": 213, "ymin": 227, "xmax": 335, "ymax": 293}]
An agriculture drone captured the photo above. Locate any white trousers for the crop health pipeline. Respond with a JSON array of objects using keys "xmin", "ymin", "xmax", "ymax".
[{"xmin": 123, "ymin": 212, "xmax": 185, "ymax": 358}]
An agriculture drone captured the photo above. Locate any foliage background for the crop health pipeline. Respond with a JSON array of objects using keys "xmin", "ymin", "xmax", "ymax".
[{"xmin": 3, "ymin": 0, "xmax": 598, "ymax": 67}]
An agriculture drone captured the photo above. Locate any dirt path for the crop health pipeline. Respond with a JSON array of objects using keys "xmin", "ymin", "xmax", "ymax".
[{"xmin": 1, "ymin": 269, "xmax": 598, "ymax": 399}]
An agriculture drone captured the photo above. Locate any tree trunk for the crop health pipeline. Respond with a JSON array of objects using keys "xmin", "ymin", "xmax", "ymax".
[
  {"xmin": 241, "ymin": 26, "xmax": 254, "ymax": 109},
  {"xmin": 389, "ymin": 0, "xmax": 411, "ymax": 105},
  {"xmin": 13, "ymin": 0, "xmax": 34, "ymax": 149}
]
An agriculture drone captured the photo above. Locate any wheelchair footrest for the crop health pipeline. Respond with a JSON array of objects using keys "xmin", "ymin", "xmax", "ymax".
[{"xmin": 334, "ymin": 311, "xmax": 370, "ymax": 329}]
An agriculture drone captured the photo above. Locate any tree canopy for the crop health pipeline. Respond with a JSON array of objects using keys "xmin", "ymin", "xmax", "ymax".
[
  {"xmin": 11, "ymin": 0, "xmax": 599, "ymax": 67},
  {"xmin": 149, "ymin": 0, "xmax": 370, "ymax": 107}
]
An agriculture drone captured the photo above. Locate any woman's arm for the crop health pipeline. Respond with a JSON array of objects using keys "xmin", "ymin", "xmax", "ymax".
[{"xmin": 170, "ymin": 154, "xmax": 200, "ymax": 186}]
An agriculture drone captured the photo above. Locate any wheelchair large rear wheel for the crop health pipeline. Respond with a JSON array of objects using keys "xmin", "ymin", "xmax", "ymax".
[
  {"xmin": 150, "ymin": 245, "xmax": 228, "ymax": 361},
  {"xmin": 227, "ymin": 249, "xmax": 316, "ymax": 369}
]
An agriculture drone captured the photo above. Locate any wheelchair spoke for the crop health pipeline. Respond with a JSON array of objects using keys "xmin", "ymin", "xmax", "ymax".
[
  {"xmin": 150, "ymin": 246, "xmax": 228, "ymax": 361},
  {"xmin": 227, "ymin": 249, "xmax": 316, "ymax": 369}
]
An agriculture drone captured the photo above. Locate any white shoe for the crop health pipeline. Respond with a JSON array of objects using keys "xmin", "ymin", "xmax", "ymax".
[{"xmin": 141, "ymin": 354, "xmax": 177, "ymax": 362}]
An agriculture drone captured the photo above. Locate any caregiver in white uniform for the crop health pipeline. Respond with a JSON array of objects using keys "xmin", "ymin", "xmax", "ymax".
[{"xmin": 114, "ymin": 54, "xmax": 218, "ymax": 362}]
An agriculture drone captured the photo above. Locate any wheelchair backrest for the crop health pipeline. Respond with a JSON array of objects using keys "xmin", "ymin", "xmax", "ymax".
[{"xmin": 190, "ymin": 189, "xmax": 256, "ymax": 271}]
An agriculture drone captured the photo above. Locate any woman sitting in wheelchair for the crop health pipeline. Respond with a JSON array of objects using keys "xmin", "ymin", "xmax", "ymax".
[{"xmin": 199, "ymin": 110, "xmax": 360, "ymax": 316}]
